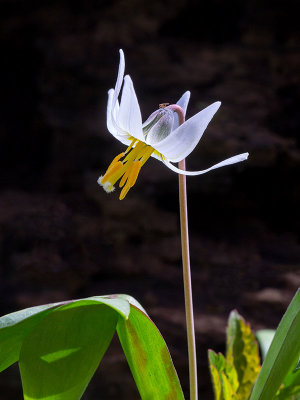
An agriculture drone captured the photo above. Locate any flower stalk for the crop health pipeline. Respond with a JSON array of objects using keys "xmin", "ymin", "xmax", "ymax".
[{"xmin": 178, "ymin": 161, "xmax": 198, "ymax": 397}]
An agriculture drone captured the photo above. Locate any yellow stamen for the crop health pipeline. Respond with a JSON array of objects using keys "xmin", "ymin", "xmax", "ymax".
[
  {"xmin": 99, "ymin": 138, "xmax": 158, "ymax": 199},
  {"xmin": 119, "ymin": 183, "xmax": 131, "ymax": 200},
  {"xmin": 128, "ymin": 161, "xmax": 142, "ymax": 188},
  {"xmin": 101, "ymin": 161, "xmax": 123, "ymax": 184},
  {"xmin": 124, "ymin": 138, "xmax": 137, "ymax": 154},
  {"xmin": 119, "ymin": 166, "xmax": 131, "ymax": 188},
  {"xmin": 140, "ymin": 146, "xmax": 154, "ymax": 165},
  {"xmin": 105, "ymin": 152, "xmax": 124, "ymax": 174},
  {"xmin": 123, "ymin": 141, "xmax": 146, "ymax": 163}
]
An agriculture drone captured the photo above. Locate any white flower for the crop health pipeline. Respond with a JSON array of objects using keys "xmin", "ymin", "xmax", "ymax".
[{"xmin": 98, "ymin": 49, "xmax": 249, "ymax": 200}]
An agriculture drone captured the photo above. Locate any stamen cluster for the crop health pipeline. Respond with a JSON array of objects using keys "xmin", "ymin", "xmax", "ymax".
[{"xmin": 99, "ymin": 138, "xmax": 154, "ymax": 199}]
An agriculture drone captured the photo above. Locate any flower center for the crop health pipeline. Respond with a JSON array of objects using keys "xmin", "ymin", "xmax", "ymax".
[{"xmin": 98, "ymin": 138, "xmax": 155, "ymax": 200}]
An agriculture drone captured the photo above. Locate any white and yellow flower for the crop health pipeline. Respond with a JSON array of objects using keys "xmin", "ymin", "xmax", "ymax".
[{"xmin": 98, "ymin": 50, "xmax": 248, "ymax": 200}]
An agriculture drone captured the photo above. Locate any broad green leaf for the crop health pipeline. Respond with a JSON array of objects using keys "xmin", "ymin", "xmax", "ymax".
[
  {"xmin": 1, "ymin": 295, "xmax": 184, "ymax": 399},
  {"xmin": 0, "ymin": 303, "xmax": 63, "ymax": 372},
  {"xmin": 0, "ymin": 296, "xmax": 129, "ymax": 374},
  {"xmin": 256, "ymin": 330, "xmax": 275, "ymax": 361},
  {"xmin": 250, "ymin": 289, "xmax": 300, "ymax": 400},
  {"xmin": 226, "ymin": 310, "xmax": 260, "ymax": 399},
  {"xmin": 117, "ymin": 303, "xmax": 184, "ymax": 400},
  {"xmin": 19, "ymin": 303, "xmax": 118, "ymax": 400}
]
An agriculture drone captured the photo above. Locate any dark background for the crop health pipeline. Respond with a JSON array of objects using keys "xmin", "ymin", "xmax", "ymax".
[{"xmin": 0, "ymin": 0, "xmax": 299, "ymax": 398}]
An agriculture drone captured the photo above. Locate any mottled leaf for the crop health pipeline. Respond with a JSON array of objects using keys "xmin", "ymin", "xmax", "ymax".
[
  {"xmin": 209, "ymin": 358, "xmax": 222, "ymax": 400},
  {"xmin": 208, "ymin": 350, "xmax": 238, "ymax": 400},
  {"xmin": 117, "ymin": 301, "xmax": 184, "ymax": 400},
  {"xmin": 226, "ymin": 310, "xmax": 260, "ymax": 399}
]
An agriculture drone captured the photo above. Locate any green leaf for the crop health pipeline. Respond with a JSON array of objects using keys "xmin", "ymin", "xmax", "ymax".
[
  {"xmin": 249, "ymin": 289, "xmax": 300, "ymax": 400},
  {"xmin": 19, "ymin": 303, "xmax": 118, "ymax": 400},
  {"xmin": 1, "ymin": 295, "xmax": 184, "ymax": 399},
  {"xmin": 117, "ymin": 301, "xmax": 185, "ymax": 400},
  {"xmin": 226, "ymin": 310, "xmax": 260, "ymax": 399},
  {"xmin": 0, "ymin": 303, "xmax": 63, "ymax": 372},
  {"xmin": 275, "ymin": 371, "xmax": 300, "ymax": 400},
  {"xmin": 294, "ymin": 358, "xmax": 300, "ymax": 373},
  {"xmin": 0, "ymin": 296, "xmax": 129, "ymax": 374},
  {"xmin": 257, "ymin": 331, "xmax": 300, "ymax": 399},
  {"xmin": 274, "ymin": 357, "xmax": 300, "ymax": 399}
]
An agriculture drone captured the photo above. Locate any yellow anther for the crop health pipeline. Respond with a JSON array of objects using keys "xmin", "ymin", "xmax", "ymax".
[
  {"xmin": 119, "ymin": 166, "xmax": 131, "ymax": 188},
  {"xmin": 101, "ymin": 161, "xmax": 123, "ymax": 184},
  {"xmin": 100, "ymin": 138, "xmax": 160, "ymax": 199},
  {"xmin": 119, "ymin": 184, "xmax": 131, "ymax": 200},
  {"xmin": 128, "ymin": 161, "xmax": 142, "ymax": 188},
  {"xmin": 106, "ymin": 152, "xmax": 124, "ymax": 173}
]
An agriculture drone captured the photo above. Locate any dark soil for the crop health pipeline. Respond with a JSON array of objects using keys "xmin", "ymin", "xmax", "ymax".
[{"xmin": 0, "ymin": 0, "xmax": 299, "ymax": 399}]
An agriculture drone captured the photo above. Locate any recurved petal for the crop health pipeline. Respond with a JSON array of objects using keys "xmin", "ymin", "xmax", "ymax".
[
  {"xmin": 107, "ymin": 89, "xmax": 117, "ymax": 135},
  {"xmin": 106, "ymin": 89, "xmax": 131, "ymax": 146},
  {"xmin": 152, "ymin": 101, "xmax": 221, "ymax": 162},
  {"xmin": 163, "ymin": 153, "xmax": 249, "ymax": 175},
  {"xmin": 172, "ymin": 91, "xmax": 191, "ymax": 131},
  {"xmin": 176, "ymin": 91, "xmax": 191, "ymax": 116},
  {"xmin": 112, "ymin": 49, "xmax": 125, "ymax": 112},
  {"xmin": 117, "ymin": 75, "xmax": 144, "ymax": 142}
]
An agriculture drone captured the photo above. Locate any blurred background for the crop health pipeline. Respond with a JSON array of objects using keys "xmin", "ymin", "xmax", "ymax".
[{"xmin": 0, "ymin": 0, "xmax": 299, "ymax": 398}]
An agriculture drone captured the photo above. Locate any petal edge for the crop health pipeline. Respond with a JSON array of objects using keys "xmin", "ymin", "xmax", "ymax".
[
  {"xmin": 152, "ymin": 101, "xmax": 221, "ymax": 162},
  {"xmin": 163, "ymin": 153, "xmax": 249, "ymax": 175}
]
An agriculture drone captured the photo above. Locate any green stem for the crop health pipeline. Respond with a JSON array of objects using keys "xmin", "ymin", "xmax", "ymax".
[{"xmin": 178, "ymin": 159, "xmax": 198, "ymax": 400}]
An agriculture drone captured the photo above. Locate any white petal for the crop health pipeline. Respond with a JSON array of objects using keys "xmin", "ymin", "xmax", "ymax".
[
  {"xmin": 106, "ymin": 89, "xmax": 131, "ymax": 146},
  {"xmin": 150, "ymin": 152, "xmax": 164, "ymax": 161},
  {"xmin": 152, "ymin": 101, "xmax": 221, "ymax": 162},
  {"xmin": 117, "ymin": 75, "xmax": 144, "ymax": 142},
  {"xmin": 107, "ymin": 89, "xmax": 118, "ymax": 136},
  {"xmin": 109, "ymin": 50, "xmax": 128, "ymax": 136},
  {"xmin": 163, "ymin": 153, "xmax": 249, "ymax": 175},
  {"xmin": 172, "ymin": 91, "xmax": 191, "ymax": 131},
  {"xmin": 176, "ymin": 91, "xmax": 191, "ymax": 116},
  {"xmin": 112, "ymin": 49, "xmax": 125, "ymax": 112}
]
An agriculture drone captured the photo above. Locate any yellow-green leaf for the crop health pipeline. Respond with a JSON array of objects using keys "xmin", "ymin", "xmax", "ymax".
[
  {"xmin": 226, "ymin": 310, "xmax": 261, "ymax": 399},
  {"xmin": 210, "ymin": 362, "xmax": 222, "ymax": 400},
  {"xmin": 208, "ymin": 350, "xmax": 238, "ymax": 400},
  {"xmin": 221, "ymin": 372, "xmax": 237, "ymax": 400}
]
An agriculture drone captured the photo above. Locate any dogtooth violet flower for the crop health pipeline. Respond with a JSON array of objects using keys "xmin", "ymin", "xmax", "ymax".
[{"xmin": 98, "ymin": 50, "xmax": 249, "ymax": 200}]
